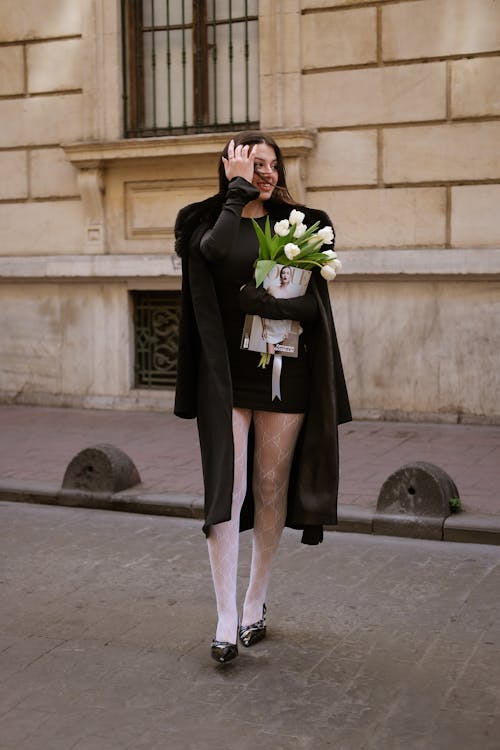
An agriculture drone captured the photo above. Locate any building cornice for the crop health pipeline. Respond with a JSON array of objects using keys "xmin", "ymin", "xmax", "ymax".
[{"xmin": 1, "ymin": 249, "xmax": 499, "ymax": 282}]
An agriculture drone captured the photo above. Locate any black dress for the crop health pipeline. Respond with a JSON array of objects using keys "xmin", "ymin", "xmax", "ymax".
[{"xmin": 207, "ymin": 215, "xmax": 315, "ymax": 414}]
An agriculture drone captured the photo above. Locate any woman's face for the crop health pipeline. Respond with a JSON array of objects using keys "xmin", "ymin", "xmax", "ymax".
[
  {"xmin": 280, "ymin": 267, "xmax": 291, "ymax": 284},
  {"xmin": 251, "ymin": 143, "xmax": 278, "ymax": 201}
]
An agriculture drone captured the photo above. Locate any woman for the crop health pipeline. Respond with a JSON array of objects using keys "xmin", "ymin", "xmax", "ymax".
[{"xmin": 174, "ymin": 131, "xmax": 351, "ymax": 663}]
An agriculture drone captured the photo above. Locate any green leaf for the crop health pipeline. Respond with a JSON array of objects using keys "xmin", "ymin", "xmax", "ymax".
[
  {"xmin": 254, "ymin": 259, "xmax": 276, "ymax": 287},
  {"xmin": 251, "ymin": 218, "xmax": 270, "ymax": 260},
  {"xmin": 264, "ymin": 215, "xmax": 272, "ymax": 245},
  {"xmin": 449, "ymin": 496, "xmax": 462, "ymax": 513},
  {"xmin": 270, "ymin": 234, "xmax": 284, "ymax": 260}
]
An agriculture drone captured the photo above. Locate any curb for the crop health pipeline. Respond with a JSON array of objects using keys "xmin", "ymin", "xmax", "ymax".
[
  {"xmin": 0, "ymin": 480, "xmax": 204, "ymax": 519},
  {"xmin": 1, "ymin": 479, "xmax": 499, "ymax": 546}
]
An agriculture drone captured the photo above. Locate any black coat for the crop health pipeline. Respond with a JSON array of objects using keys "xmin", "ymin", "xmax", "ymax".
[{"xmin": 174, "ymin": 181, "xmax": 351, "ymax": 544}]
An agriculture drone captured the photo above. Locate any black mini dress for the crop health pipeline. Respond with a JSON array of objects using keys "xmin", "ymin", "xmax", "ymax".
[{"xmin": 210, "ymin": 216, "xmax": 313, "ymax": 414}]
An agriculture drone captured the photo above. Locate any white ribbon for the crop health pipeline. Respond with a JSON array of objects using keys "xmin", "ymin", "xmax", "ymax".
[{"xmin": 271, "ymin": 354, "xmax": 282, "ymax": 401}]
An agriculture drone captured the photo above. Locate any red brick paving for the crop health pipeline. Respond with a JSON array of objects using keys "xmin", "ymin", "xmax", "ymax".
[{"xmin": 0, "ymin": 405, "xmax": 498, "ymax": 515}]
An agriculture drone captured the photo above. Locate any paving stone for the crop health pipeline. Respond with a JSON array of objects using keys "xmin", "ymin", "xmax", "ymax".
[{"xmin": 0, "ymin": 708, "xmax": 49, "ymax": 746}]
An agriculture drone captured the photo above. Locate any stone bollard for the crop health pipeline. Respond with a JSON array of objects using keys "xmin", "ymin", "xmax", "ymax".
[
  {"xmin": 62, "ymin": 444, "xmax": 141, "ymax": 494},
  {"xmin": 374, "ymin": 461, "xmax": 459, "ymax": 540}
]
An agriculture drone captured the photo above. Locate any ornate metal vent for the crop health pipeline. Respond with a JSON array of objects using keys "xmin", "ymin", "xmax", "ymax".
[{"xmin": 132, "ymin": 290, "xmax": 180, "ymax": 388}]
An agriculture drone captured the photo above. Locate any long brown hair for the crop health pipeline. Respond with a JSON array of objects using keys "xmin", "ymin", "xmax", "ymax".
[{"xmin": 217, "ymin": 130, "xmax": 294, "ymax": 204}]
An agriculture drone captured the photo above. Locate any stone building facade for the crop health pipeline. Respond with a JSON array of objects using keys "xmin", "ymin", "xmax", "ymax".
[{"xmin": 0, "ymin": 0, "xmax": 499, "ymax": 422}]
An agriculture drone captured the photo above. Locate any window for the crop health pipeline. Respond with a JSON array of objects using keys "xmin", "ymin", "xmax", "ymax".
[
  {"xmin": 132, "ymin": 290, "xmax": 181, "ymax": 388},
  {"xmin": 122, "ymin": 0, "xmax": 259, "ymax": 137}
]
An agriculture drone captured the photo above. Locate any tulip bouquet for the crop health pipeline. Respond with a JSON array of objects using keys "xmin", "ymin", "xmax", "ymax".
[
  {"xmin": 241, "ymin": 210, "xmax": 342, "ymax": 389},
  {"xmin": 252, "ymin": 209, "xmax": 342, "ymax": 287}
]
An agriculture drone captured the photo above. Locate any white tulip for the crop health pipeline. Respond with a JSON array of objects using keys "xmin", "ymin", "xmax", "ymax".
[
  {"xmin": 317, "ymin": 226, "xmax": 334, "ymax": 245},
  {"xmin": 274, "ymin": 219, "xmax": 290, "ymax": 237},
  {"xmin": 320, "ymin": 263, "xmax": 337, "ymax": 281},
  {"xmin": 289, "ymin": 209, "xmax": 305, "ymax": 226},
  {"xmin": 293, "ymin": 223, "xmax": 307, "ymax": 239},
  {"xmin": 321, "ymin": 249, "xmax": 337, "ymax": 259},
  {"xmin": 284, "ymin": 243, "xmax": 300, "ymax": 260}
]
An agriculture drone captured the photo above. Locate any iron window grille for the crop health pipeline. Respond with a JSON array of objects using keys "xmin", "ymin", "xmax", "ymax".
[
  {"xmin": 121, "ymin": 0, "xmax": 259, "ymax": 137},
  {"xmin": 132, "ymin": 290, "xmax": 181, "ymax": 388}
]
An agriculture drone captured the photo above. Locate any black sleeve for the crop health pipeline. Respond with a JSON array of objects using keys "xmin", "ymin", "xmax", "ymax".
[
  {"xmin": 238, "ymin": 279, "xmax": 318, "ymax": 323},
  {"xmin": 199, "ymin": 177, "xmax": 260, "ymax": 263}
]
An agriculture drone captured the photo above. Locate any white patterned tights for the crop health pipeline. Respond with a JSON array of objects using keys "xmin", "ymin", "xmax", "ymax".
[{"xmin": 207, "ymin": 407, "xmax": 304, "ymax": 643}]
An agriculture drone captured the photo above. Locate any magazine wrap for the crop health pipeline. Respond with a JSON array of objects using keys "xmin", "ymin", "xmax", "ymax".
[{"xmin": 240, "ymin": 264, "xmax": 312, "ymax": 400}]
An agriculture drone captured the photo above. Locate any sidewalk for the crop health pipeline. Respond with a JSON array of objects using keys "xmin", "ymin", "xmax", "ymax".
[{"xmin": 0, "ymin": 404, "xmax": 499, "ymax": 543}]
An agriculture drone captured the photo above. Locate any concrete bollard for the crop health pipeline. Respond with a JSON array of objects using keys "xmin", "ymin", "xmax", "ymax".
[
  {"xmin": 374, "ymin": 461, "xmax": 459, "ymax": 540},
  {"xmin": 62, "ymin": 444, "xmax": 141, "ymax": 494}
]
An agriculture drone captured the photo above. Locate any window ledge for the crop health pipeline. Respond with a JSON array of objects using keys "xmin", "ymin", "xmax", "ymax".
[{"xmin": 63, "ymin": 129, "xmax": 317, "ymax": 167}]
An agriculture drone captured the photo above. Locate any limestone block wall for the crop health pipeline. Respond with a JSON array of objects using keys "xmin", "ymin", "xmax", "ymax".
[
  {"xmin": 1, "ymin": 282, "xmax": 130, "ymax": 398},
  {"xmin": 300, "ymin": 0, "xmax": 500, "ymax": 249},
  {"xmin": 0, "ymin": 0, "xmax": 499, "ymax": 421},
  {"xmin": 0, "ymin": 2, "xmax": 83, "ymax": 255},
  {"xmin": 332, "ymin": 278, "xmax": 500, "ymax": 421},
  {"xmin": 294, "ymin": 0, "xmax": 500, "ymax": 422}
]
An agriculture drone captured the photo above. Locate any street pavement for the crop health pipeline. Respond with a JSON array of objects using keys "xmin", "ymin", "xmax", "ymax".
[
  {"xmin": 1, "ymin": 502, "xmax": 500, "ymax": 749},
  {"xmin": 0, "ymin": 406, "xmax": 500, "ymax": 748},
  {"xmin": 0, "ymin": 405, "xmax": 499, "ymax": 543}
]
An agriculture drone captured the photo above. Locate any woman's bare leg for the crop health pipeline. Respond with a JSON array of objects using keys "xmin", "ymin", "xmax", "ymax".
[
  {"xmin": 207, "ymin": 407, "xmax": 252, "ymax": 643},
  {"xmin": 242, "ymin": 410, "xmax": 304, "ymax": 627}
]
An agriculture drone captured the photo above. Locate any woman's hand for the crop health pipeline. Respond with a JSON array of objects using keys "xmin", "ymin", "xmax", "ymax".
[
  {"xmin": 239, "ymin": 279, "xmax": 318, "ymax": 322},
  {"xmin": 222, "ymin": 139, "xmax": 255, "ymax": 183}
]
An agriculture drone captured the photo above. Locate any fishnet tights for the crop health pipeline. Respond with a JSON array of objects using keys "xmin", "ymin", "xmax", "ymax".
[
  {"xmin": 242, "ymin": 410, "xmax": 304, "ymax": 626},
  {"xmin": 207, "ymin": 407, "xmax": 304, "ymax": 642}
]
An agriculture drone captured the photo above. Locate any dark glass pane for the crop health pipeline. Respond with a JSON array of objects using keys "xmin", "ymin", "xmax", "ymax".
[{"xmin": 122, "ymin": 0, "xmax": 258, "ymax": 136}]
